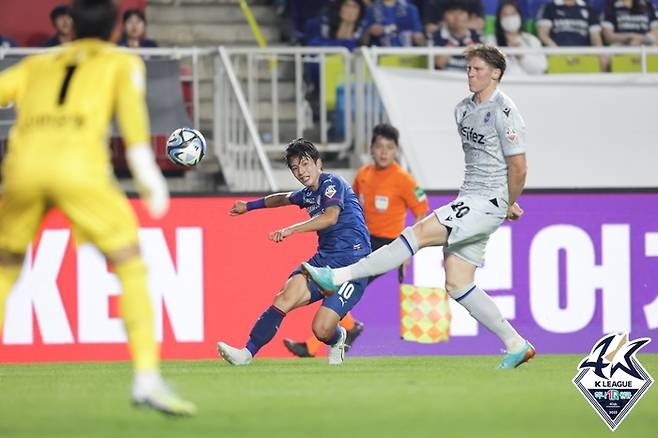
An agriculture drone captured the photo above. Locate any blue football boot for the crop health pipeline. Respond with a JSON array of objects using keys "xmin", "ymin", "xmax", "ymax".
[
  {"xmin": 497, "ymin": 341, "xmax": 536, "ymax": 369},
  {"xmin": 301, "ymin": 263, "xmax": 338, "ymax": 295}
]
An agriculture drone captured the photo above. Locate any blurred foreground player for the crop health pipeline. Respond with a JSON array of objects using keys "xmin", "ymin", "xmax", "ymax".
[{"xmin": 0, "ymin": 0, "xmax": 195, "ymax": 415}]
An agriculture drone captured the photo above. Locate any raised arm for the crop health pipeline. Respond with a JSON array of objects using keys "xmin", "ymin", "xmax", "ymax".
[
  {"xmin": 229, "ymin": 192, "xmax": 293, "ymax": 216},
  {"xmin": 269, "ymin": 205, "xmax": 340, "ymax": 242},
  {"xmin": 117, "ymin": 55, "xmax": 169, "ymax": 219}
]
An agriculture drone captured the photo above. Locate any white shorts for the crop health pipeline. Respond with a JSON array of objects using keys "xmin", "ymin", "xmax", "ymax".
[{"xmin": 433, "ymin": 195, "xmax": 507, "ymax": 267}]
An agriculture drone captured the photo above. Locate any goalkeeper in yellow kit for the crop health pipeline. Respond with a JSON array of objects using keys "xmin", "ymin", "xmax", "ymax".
[{"xmin": 0, "ymin": 0, "xmax": 194, "ymax": 416}]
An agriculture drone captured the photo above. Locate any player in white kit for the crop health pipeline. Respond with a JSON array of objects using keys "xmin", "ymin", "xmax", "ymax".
[{"xmin": 303, "ymin": 44, "xmax": 535, "ymax": 369}]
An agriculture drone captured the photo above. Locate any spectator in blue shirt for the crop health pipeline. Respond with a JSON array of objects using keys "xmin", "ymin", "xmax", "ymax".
[
  {"xmin": 119, "ymin": 9, "xmax": 158, "ymax": 48},
  {"xmin": 601, "ymin": 0, "xmax": 658, "ymax": 45},
  {"xmin": 537, "ymin": 0, "xmax": 604, "ymax": 47},
  {"xmin": 305, "ymin": 0, "xmax": 366, "ymax": 50},
  {"xmin": 433, "ymin": 0, "xmax": 482, "ymax": 70},
  {"xmin": 362, "ymin": 0, "xmax": 426, "ymax": 46},
  {"xmin": 42, "ymin": 5, "xmax": 74, "ymax": 47}
]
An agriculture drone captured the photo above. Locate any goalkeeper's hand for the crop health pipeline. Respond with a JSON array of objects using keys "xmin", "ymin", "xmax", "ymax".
[{"xmin": 126, "ymin": 144, "xmax": 170, "ymax": 219}]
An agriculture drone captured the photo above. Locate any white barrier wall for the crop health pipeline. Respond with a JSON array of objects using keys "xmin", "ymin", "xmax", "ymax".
[{"xmin": 375, "ymin": 67, "xmax": 658, "ymax": 189}]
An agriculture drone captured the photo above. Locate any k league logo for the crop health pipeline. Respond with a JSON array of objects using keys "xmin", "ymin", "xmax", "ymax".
[{"xmin": 573, "ymin": 333, "xmax": 653, "ymax": 431}]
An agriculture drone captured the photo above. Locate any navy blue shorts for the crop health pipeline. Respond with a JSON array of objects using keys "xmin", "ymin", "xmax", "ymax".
[{"xmin": 290, "ymin": 252, "xmax": 369, "ymax": 319}]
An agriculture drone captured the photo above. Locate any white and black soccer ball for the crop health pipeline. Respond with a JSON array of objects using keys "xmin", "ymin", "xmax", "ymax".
[{"xmin": 166, "ymin": 127, "xmax": 206, "ymax": 167}]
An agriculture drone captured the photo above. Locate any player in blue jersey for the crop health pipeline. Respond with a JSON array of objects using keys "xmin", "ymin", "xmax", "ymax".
[{"xmin": 217, "ymin": 138, "xmax": 371, "ymax": 366}]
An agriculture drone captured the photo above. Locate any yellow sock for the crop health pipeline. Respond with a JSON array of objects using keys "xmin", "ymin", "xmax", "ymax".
[
  {"xmin": 0, "ymin": 264, "xmax": 21, "ymax": 337},
  {"xmin": 114, "ymin": 257, "xmax": 159, "ymax": 372},
  {"xmin": 340, "ymin": 312, "xmax": 356, "ymax": 331},
  {"xmin": 305, "ymin": 335, "xmax": 323, "ymax": 356}
]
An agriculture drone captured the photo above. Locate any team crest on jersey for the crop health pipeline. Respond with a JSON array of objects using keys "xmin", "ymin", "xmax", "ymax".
[
  {"xmin": 505, "ymin": 127, "xmax": 518, "ymax": 143},
  {"xmin": 375, "ymin": 195, "xmax": 389, "ymax": 212},
  {"xmin": 324, "ymin": 185, "xmax": 336, "ymax": 199},
  {"xmin": 484, "ymin": 111, "xmax": 491, "ymax": 124},
  {"xmin": 573, "ymin": 333, "xmax": 653, "ymax": 431}
]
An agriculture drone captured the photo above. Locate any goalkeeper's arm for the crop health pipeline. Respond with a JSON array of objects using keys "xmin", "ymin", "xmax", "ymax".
[
  {"xmin": 115, "ymin": 55, "xmax": 169, "ymax": 218},
  {"xmin": 126, "ymin": 144, "xmax": 170, "ymax": 219}
]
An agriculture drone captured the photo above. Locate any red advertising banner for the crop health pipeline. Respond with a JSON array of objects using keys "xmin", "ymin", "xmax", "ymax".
[{"xmin": 0, "ymin": 197, "xmax": 322, "ymax": 363}]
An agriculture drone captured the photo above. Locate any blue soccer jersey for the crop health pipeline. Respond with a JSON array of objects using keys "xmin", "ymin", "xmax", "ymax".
[
  {"xmin": 289, "ymin": 172, "xmax": 371, "ymax": 257},
  {"xmin": 537, "ymin": 0, "xmax": 601, "ymax": 46},
  {"xmin": 362, "ymin": 0, "xmax": 423, "ymax": 47}
]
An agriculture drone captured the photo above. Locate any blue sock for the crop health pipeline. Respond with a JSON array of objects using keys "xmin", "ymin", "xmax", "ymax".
[
  {"xmin": 245, "ymin": 306, "xmax": 286, "ymax": 356},
  {"xmin": 322, "ymin": 325, "xmax": 341, "ymax": 346}
]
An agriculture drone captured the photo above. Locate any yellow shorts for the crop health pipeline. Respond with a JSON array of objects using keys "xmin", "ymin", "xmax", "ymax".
[{"xmin": 0, "ymin": 175, "xmax": 139, "ymax": 256}]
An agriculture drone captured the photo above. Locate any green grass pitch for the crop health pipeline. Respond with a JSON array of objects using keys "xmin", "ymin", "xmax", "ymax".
[{"xmin": 1, "ymin": 355, "xmax": 656, "ymax": 437}]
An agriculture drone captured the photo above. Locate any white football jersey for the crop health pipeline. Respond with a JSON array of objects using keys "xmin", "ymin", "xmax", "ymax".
[{"xmin": 454, "ymin": 89, "xmax": 527, "ymax": 201}]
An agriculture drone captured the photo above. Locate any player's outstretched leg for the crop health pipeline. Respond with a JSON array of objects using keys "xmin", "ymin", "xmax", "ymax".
[
  {"xmin": 302, "ymin": 227, "xmax": 420, "ymax": 292},
  {"xmin": 218, "ymin": 305, "xmax": 286, "ymax": 366}
]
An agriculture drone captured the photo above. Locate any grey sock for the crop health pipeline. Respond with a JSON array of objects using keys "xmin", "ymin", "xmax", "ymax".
[
  {"xmin": 333, "ymin": 227, "xmax": 418, "ymax": 285},
  {"xmin": 449, "ymin": 284, "xmax": 524, "ymax": 352}
]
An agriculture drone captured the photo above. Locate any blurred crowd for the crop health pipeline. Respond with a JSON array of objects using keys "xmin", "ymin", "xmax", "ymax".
[
  {"xmin": 2, "ymin": 0, "xmax": 656, "ymax": 74},
  {"xmin": 279, "ymin": 0, "xmax": 658, "ymax": 73},
  {"xmin": 0, "ymin": 4, "xmax": 158, "ymax": 49}
]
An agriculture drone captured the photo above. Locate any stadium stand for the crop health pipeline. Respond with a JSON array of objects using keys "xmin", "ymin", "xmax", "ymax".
[{"xmin": 0, "ymin": 57, "xmax": 194, "ymax": 173}]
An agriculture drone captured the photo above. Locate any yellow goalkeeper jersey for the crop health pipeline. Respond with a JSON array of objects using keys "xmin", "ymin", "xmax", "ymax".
[{"xmin": 0, "ymin": 38, "xmax": 149, "ymax": 178}]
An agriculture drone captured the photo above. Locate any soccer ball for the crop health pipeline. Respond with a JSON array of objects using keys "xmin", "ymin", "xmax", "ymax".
[{"xmin": 166, "ymin": 127, "xmax": 206, "ymax": 166}]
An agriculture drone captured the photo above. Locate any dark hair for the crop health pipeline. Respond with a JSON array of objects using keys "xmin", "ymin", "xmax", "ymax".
[
  {"xmin": 465, "ymin": 44, "xmax": 507, "ymax": 81},
  {"xmin": 604, "ymin": 0, "xmax": 647, "ymax": 17},
  {"xmin": 123, "ymin": 8, "xmax": 147, "ymax": 25},
  {"xmin": 441, "ymin": 0, "xmax": 470, "ymax": 16},
  {"xmin": 50, "ymin": 4, "xmax": 72, "ymax": 23},
  {"xmin": 285, "ymin": 138, "xmax": 321, "ymax": 168},
  {"xmin": 371, "ymin": 123, "xmax": 399, "ymax": 146},
  {"xmin": 494, "ymin": 0, "xmax": 525, "ymax": 47},
  {"xmin": 328, "ymin": 0, "xmax": 365, "ymax": 39},
  {"xmin": 71, "ymin": 0, "xmax": 118, "ymax": 41}
]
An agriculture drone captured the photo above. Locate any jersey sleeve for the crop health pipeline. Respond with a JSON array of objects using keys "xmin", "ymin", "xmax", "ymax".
[
  {"xmin": 115, "ymin": 54, "xmax": 150, "ymax": 148},
  {"xmin": 650, "ymin": 3, "xmax": 658, "ymax": 28},
  {"xmin": 0, "ymin": 60, "xmax": 26, "ymax": 108},
  {"xmin": 495, "ymin": 102, "xmax": 527, "ymax": 157},
  {"xmin": 587, "ymin": 6, "xmax": 601, "ymax": 31},
  {"xmin": 288, "ymin": 188, "xmax": 306, "ymax": 208},
  {"xmin": 400, "ymin": 173, "xmax": 429, "ymax": 218},
  {"xmin": 601, "ymin": 7, "xmax": 615, "ymax": 30},
  {"xmin": 320, "ymin": 177, "xmax": 345, "ymax": 210}
]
